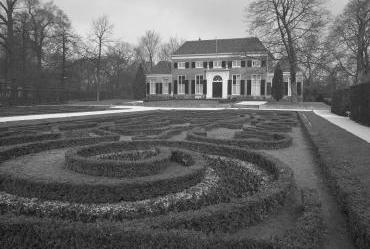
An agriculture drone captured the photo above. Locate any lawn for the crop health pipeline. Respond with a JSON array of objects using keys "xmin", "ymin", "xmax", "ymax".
[
  {"xmin": 0, "ymin": 109, "xmax": 356, "ymax": 249},
  {"xmin": 300, "ymin": 111, "xmax": 370, "ymax": 249}
]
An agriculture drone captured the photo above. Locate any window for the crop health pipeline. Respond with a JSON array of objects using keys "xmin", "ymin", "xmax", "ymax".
[
  {"xmin": 178, "ymin": 62, "xmax": 185, "ymax": 69},
  {"xmin": 251, "ymin": 74, "xmax": 261, "ymax": 96},
  {"xmin": 178, "ymin": 75, "xmax": 186, "ymax": 94},
  {"xmin": 232, "ymin": 75, "xmax": 241, "ymax": 95},
  {"xmin": 195, "ymin": 75, "xmax": 204, "ymax": 94},
  {"xmin": 149, "ymin": 80, "xmax": 156, "ymax": 95},
  {"xmin": 252, "ymin": 60, "xmax": 261, "ymax": 68},
  {"xmin": 162, "ymin": 83, "xmax": 169, "ymax": 95},
  {"xmin": 195, "ymin": 61, "xmax": 203, "ymax": 69},
  {"xmin": 232, "ymin": 60, "xmax": 241, "ymax": 68},
  {"xmin": 267, "ymin": 83, "xmax": 272, "ymax": 95},
  {"xmin": 214, "ymin": 61, "xmax": 222, "ymax": 69}
]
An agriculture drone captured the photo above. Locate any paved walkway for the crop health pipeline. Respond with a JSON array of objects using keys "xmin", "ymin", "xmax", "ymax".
[{"xmin": 314, "ymin": 110, "xmax": 370, "ymax": 143}]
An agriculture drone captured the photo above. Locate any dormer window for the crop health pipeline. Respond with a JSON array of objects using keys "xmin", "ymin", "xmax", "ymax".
[{"xmin": 178, "ymin": 62, "xmax": 185, "ymax": 69}]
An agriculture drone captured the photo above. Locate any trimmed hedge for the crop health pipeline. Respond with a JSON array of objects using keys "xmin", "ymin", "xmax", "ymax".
[
  {"xmin": 0, "ymin": 135, "xmax": 119, "ymax": 162},
  {"xmin": 0, "ymin": 133, "xmax": 61, "ymax": 146},
  {"xmin": 0, "ymin": 188, "xmax": 321, "ymax": 249},
  {"xmin": 65, "ymin": 146, "xmax": 172, "ymax": 178},
  {"xmin": 350, "ymin": 83, "xmax": 370, "ymax": 126},
  {"xmin": 0, "ymin": 167, "xmax": 221, "ymax": 221},
  {"xmin": 187, "ymin": 129, "xmax": 292, "ymax": 150},
  {"xmin": 58, "ymin": 122, "xmax": 98, "ymax": 131},
  {"xmin": 331, "ymin": 88, "xmax": 350, "ymax": 116},
  {"xmin": 0, "ymin": 141, "xmax": 205, "ymax": 203},
  {"xmin": 299, "ymin": 112, "xmax": 370, "ymax": 249},
  {"xmin": 276, "ymin": 188, "xmax": 324, "ymax": 249}
]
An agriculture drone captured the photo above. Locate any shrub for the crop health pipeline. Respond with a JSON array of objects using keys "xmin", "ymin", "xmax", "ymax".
[
  {"xmin": 0, "ymin": 133, "xmax": 61, "ymax": 146},
  {"xmin": 350, "ymin": 82, "xmax": 370, "ymax": 126},
  {"xmin": 331, "ymin": 88, "xmax": 350, "ymax": 116},
  {"xmin": 59, "ymin": 122, "xmax": 98, "ymax": 131},
  {"xmin": 187, "ymin": 128, "xmax": 292, "ymax": 150},
  {"xmin": 171, "ymin": 150, "xmax": 195, "ymax": 167},
  {"xmin": 65, "ymin": 146, "xmax": 172, "ymax": 178}
]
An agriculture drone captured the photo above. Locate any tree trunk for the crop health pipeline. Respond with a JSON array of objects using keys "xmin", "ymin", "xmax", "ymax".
[
  {"xmin": 6, "ymin": 7, "xmax": 15, "ymax": 88},
  {"xmin": 61, "ymin": 32, "xmax": 67, "ymax": 102},
  {"xmin": 285, "ymin": 26, "xmax": 298, "ymax": 103},
  {"xmin": 96, "ymin": 38, "xmax": 102, "ymax": 102}
]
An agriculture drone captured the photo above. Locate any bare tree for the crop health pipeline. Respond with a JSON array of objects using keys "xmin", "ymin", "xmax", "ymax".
[
  {"xmin": 139, "ymin": 30, "xmax": 160, "ymax": 70},
  {"xmin": 246, "ymin": 0, "xmax": 329, "ymax": 102},
  {"xmin": 91, "ymin": 15, "xmax": 113, "ymax": 101},
  {"xmin": 0, "ymin": 0, "xmax": 19, "ymax": 86},
  {"xmin": 331, "ymin": 0, "xmax": 370, "ymax": 83},
  {"xmin": 26, "ymin": 0, "xmax": 58, "ymax": 74},
  {"xmin": 106, "ymin": 41, "xmax": 133, "ymax": 95},
  {"xmin": 159, "ymin": 37, "xmax": 184, "ymax": 61}
]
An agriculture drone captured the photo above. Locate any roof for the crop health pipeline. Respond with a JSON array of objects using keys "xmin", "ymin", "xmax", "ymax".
[
  {"xmin": 148, "ymin": 61, "xmax": 172, "ymax": 75},
  {"xmin": 173, "ymin": 37, "xmax": 268, "ymax": 55}
]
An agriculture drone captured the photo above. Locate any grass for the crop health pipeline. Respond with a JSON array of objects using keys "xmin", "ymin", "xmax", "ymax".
[{"xmin": 300, "ymin": 111, "xmax": 370, "ymax": 249}]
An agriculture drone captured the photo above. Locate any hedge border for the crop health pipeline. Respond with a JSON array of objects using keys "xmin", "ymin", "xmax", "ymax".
[
  {"xmin": 65, "ymin": 146, "xmax": 172, "ymax": 178},
  {"xmin": 0, "ymin": 167, "xmax": 221, "ymax": 222},
  {"xmin": 0, "ymin": 141, "xmax": 206, "ymax": 203},
  {"xmin": 0, "ymin": 188, "xmax": 322, "ymax": 249},
  {"xmin": 298, "ymin": 112, "xmax": 369, "ymax": 249},
  {"xmin": 187, "ymin": 128, "xmax": 292, "ymax": 150},
  {"xmin": 0, "ymin": 133, "xmax": 62, "ymax": 147}
]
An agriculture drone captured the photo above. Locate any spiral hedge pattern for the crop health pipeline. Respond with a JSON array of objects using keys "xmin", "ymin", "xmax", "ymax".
[{"xmin": 0, "ymin": 110, "xmax": 324, "ymax": 249}]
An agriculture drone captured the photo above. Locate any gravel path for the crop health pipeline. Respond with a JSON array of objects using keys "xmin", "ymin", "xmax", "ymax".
[{"xmin": 262, "ymin": 127, "xmax": 355, "ymax": 249}]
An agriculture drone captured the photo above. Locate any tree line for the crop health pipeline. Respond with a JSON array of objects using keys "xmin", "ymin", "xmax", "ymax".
[
  {"xmin": 246, "ymin": 0, "xmax": 370, "ymax": 102},
  {"xmin": 0, "ymin": 0, "xmax": 184, "ymax": 104},
  {"xmin": 0, "ymin": 0, "xmax": 368, "ymax": 104}
]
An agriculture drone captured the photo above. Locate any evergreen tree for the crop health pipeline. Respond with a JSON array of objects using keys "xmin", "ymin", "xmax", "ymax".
[
  {"xmin": 133, "ymin": 64, "xmax": 146, "ymax": 99},
  {"xmin": 272, "ymin": 63, "xmax": 284, "ymax": 101}
]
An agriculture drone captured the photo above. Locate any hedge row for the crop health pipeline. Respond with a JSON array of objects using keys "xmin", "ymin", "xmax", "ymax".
[
  {"xmin": 0, "ymin": 211, "xmax": 320, "ymax": 249},
  {"xmin": 0, "ymin": 133, "xmax": 62, "ymax": 147},
  {"xmin": 350, "ymin": 83, "xmax": 370, "ymax": 126},
  {"xmin": 299, "ymin": 112, "xmax": 370, "ymax": 249},
  {"xmin": 0, "ymin": 142, "xmax": 205, "ymax": 203},
  {"xmin": 0, "ymin": 167, "xmax": 221, "ymax": 222},
  {"xmin": 58, "ymin": 122, "xmax": 98, "ymax": 131},
  {"xmin": 187, "ymin": 129, "xmax": 292, "ymax": 150},
  {"xmin": 275, "ymin": 188, "xmax": 324, "ymax": 249},
  {"xmin": 65, "ymin": 146, "xmax": 172, "ymax": 178},
  {"xmin": 0, "ymin": 135, "xmax": 119, "ymax": 162},
  {"xmin": 0, "ymin": 140, "xmax": 322, "ymax": 249},
  {"xmin": 0, "ymin": 130, "xmax": 35, "ymax": 139}
]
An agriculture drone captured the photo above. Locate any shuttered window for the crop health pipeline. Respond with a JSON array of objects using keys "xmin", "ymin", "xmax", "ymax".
[
  {"xmin": 195, "ymin": 75, "xmax": 204, "ymax": 94},
  {"xmin": 178, "ymin": 75, "xmax": 186, "ymax": 94},
  {"xmin": 232, "ymin": 75, "xmax": 241, "ymax": 95}
]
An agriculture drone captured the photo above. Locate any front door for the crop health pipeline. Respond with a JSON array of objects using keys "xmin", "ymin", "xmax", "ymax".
[{"xmin": 212, "ymin": 76, "xmax": 223, "ymax": 98}]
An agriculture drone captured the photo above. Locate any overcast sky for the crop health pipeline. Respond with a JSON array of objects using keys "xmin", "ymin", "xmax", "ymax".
[{"xmin": 53, "ymin": 0, "xmax": 349, "ymax": 45}]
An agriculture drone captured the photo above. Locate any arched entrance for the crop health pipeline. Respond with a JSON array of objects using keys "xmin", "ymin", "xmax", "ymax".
[{"xmin": 212, "ymin": 75, "xmax": 223, "ymax": 98}]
